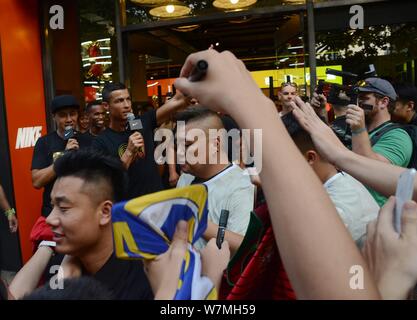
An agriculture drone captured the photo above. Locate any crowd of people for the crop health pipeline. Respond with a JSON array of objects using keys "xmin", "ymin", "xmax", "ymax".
[{"xmin": 2, "ymin": 48, "xmax": 417, "ymax": 300}]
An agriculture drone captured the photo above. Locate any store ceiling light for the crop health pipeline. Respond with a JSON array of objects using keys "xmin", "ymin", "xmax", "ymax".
[
  {"xmin": 166, "ymin": 4, "xmax": 175, "ymax": 13},
  {"xmin": 171, "ymin": 24, "xmax": 200, "ymax": 32},
  {"xmin": 213, "ymin": 0, "xmax": 257, "ymax": 10},
  {"xmin": 149, "ymin": 3, "xmax": 191, "ymax": 18},
  {"xmin": 130, "ymin": 0, "xmax": 168, "ymax": 5},
  {"xmin": 288, "ymin": 45, "xmax": 304, "ymax": 50}
]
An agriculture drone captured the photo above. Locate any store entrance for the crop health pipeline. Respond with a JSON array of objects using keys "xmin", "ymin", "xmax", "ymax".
[{"xmin": 124, "ymin": 11, "xmax": 310, "ymax": 113}]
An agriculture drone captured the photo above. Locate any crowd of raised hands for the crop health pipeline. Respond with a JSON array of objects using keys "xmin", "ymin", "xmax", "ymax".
[
  {"xmin": 6, "ymin": 49, "xmax": 417, "ymax": 300},
  {"xmin": 172, "ymin": 49, "xmax": 417, "ymax": 299}
]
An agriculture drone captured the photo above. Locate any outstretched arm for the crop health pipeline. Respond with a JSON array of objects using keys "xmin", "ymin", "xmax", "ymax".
[
  {"xmin": 174, "ymin": 50, "xmax": 380, "ymax": 299},
  {"xmin": 291, "ymin": 98, "xmax": 408, "ymax": 199},
  {"xmin": 8, "ymin": 246, "xmax": 54, "ymax": 299}
]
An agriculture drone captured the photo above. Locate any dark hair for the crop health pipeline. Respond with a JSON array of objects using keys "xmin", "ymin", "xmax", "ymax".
[
  {"xmin": 86, "ymin": 100, "xmax": 102, "ymax": 113},
  {"xmin": 394, "ymin": 83, "xmax": 417, "ymax": 110},
  {"xmin": 373, "ymin": 92, "xmax": 396, "ymax": 113},
  {"xmin": 281, "ymin": 112, "xmax": 315, "ymax": 153},
  {"xmin": 102, "ymin": 82, "xmax": 127, "ymax": 103},
  {"xmin": 53, "ymin": 148, "xmax": 127, "ymax": 202},
  {"xmin": 175, "ymin": 106, "xmax": 220, "ymax": 124},
  {"xmin": 21, "ymin": 277, "xmax": 113, "ymax": 300},
  {"xmin": 0, "ymin": 279, "xmax": 8, "ymax": 300}
]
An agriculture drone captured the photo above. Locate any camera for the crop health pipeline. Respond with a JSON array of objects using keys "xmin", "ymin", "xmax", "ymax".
[
  {"xmin": 316, "ymin": 65, "xmax": 377, "ymax": 149},
  {"xmin": 317, "ymin": 64, "xmax": 376, "ymax": 108}
]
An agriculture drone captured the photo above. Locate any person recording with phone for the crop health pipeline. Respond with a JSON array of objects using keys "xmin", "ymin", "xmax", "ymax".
[{"xmin": 31, "ymin": 95, "xmax": 91, "ymax": 219}]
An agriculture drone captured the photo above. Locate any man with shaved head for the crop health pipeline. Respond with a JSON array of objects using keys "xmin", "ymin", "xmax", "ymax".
[{"xmin": 176, "ymin": 107, "xmax": 254, "ymax": 253}]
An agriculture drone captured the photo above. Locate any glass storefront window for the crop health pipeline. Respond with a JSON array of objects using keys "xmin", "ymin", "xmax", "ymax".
[
  {"xmin": 316, "ymin": 22, "xmax": 417, "ymax": 84},
  {"xmin": 81, "ymin": 38, "xmax": 113, "ymax": 102},
  {"xmin": 79, "ymin": 0, "xmax": 119, "ymax": 103},
  {"xmin": 125, "ymin": 10, "xmax": 309, "ymax": 112},
  {"xmin": 125, "ymin": 0, "xmax": 307, "ymax": 25}
]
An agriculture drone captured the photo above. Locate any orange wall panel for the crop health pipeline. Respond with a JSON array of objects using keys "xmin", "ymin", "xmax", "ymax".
[{"xmin": 0, "ymin": 0, "xmax": 47, "ymax": 262}]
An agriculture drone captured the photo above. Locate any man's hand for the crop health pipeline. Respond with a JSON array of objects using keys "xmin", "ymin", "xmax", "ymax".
[
  {"xmin": 169, "ymin": 170, "xmax": 180, "ymax": 187},
  {"xmin": 311, "ymin": 92, "xmax": 327, "ymax": 110},
  {"xmin": 174, "ymin": 49, "xmax": 268, "ymax": 115},
  {"xmin": 8, "ymin": 214, "xmax": 18, "ymax": 233},
  {"xmin": 144, "ymin": 220, "xmax": 189, "ymax": 300},
  {"xmin": 346, "ymin": 104, "xmax": 366, "ymax": 132},
  {"xmin": 363, "ymin": 197, "xmax": 417, "ymax": 299},
  {"xmin": 200, "ymin": 238, "xmax": 230, "ymax": 292},
  {"xmin": 126, "ymin": 132, "xmax": 145, "ymax": 155},
  {"xmin": 156, "ymin": 90, "xmax": 192, "ymax": 125},
  {"xmin": 65, "ymin": 138, "xmax": 79, "ymax": 151},
  {"xmin": 291, "ymin": 96, "xmax": 347, "ymax": 165},
  {"xmin": 166, "ymin": 90, "xmax": 191, "ymax": 111}
]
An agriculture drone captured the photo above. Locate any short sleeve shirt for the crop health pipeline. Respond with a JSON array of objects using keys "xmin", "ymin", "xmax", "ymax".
[
  {"xmin": 92, "ymin": 110, "xmax": 163, "ymax": 199},
  {"xmin": 368, "ymin": 122, "xmax": 413, "ymax": 206},
  {"xmin": 31, "ymin": 131, "xmax": 91, "ymax": 216}
]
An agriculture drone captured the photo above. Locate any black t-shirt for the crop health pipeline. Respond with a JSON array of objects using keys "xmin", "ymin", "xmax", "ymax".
[
  {"xmin": 220, "ymin": 115, "xmax": 241, "ymax": 163},
  {"xmin": 409, "ymin": 113, "xmax": 417, "ymax": 127},
  {"xmin": 31, "ymin": 131, "xmax": 91, "ymax": 217},
  {"xmin": 83, "ymin": 253, "xmax": 153, "ymax": 300},
  {"xmin": 78, "ymin": 131, "xmax": 96, "ymax": 147},
  {"xmin": 92, "ymin": 110, "xmax": 163, "ymax": 199}
]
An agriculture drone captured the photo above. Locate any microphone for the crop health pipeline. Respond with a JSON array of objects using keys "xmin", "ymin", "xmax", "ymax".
[
  {"xmin": 63, "ymin": 126, "xmax": 77, "ymax": 141},
  {"xmin": 126, "ymin": 113, "xmax": 145, "ymax": 158},
  {"xmin": 188, "ymin": 60, "xmax": 208, "ymax": 82},
  {"xmin": 216, "ymin": 209, "xmax": 229, "ymax": 249}
]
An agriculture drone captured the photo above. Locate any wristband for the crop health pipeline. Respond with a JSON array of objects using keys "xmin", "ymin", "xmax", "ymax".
[
  {"xmin": 38, "ymin": 240, "xmax": 56, "ymax": 254},
  {"xmin": 4, "ymin": 208, "xmax": 15, "ymax": 218},
  {"xmin": 351, "ymin": 127, "xmax": 367, "ymax": 136}
]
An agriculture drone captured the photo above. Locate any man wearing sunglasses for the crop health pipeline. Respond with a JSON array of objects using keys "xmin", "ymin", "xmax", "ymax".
[
  {"xmin": 279, "ymin": 82, "xmax": 298, "ymax": 117},
  {"xmin": 345, "ymin": 77, "xmax": 413, "ymax": 206}
]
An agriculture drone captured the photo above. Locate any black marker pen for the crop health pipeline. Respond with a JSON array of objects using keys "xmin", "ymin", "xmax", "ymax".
[
  {"xmin": 188, "ymin": 60, "xmax": 208, "ymax": 82},
  {"xmin": 216, "ymin": 209, "xmax": 229, "ymax": 249}
]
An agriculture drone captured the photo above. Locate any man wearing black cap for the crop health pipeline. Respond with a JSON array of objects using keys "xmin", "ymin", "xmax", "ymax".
[
  {"xmin": 31, "ymin": 95, "xmax": 90, "ymax": 217},
  {"xmin": 391, "ymin": 83, "xmax": 417, "ymax": 126},
  {"xmin": 345, "ymin": 78, "xmax": 413, "ymax": 206}
]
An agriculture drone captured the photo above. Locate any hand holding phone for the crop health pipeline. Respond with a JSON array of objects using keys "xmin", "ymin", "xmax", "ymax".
[
  {"xmin": 394, "ymin": 168, "xmax": 416, "ymax": 233},
  {"xmin": 216, "ymin": 209, "xmax": 229, "ymax": 249}
]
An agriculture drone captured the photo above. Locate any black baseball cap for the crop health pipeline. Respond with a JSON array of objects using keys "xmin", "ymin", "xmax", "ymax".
[
  {"xmin": 51, "ymin": 95, "xmax": 80, "ymax": 114},
  {"xmin": 358, "ymin": 78, "xmax": 397, "ymax": 101}
]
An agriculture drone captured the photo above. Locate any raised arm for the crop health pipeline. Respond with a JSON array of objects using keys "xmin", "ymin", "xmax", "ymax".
[
  {"xmin": 174, "ymin": 50, "xmax": 380, "ymax": 299},
  {"xmin": 291, "ymin": 98, "xmax": 409, "ymax": 200},
  {"xmin": 156, "ymin": 92, "xmax": 190, "ymax": 126},
  {"xmin": 8, "ymin": 246, "xmax": 54, "ymax": 299}
]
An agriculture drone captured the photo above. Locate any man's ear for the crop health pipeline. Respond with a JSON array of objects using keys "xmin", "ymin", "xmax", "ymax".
[
  {"xmin": 99, "ymin": 200, "xmax": 113, "ymax": 226},
  {"xmin": 407, "ymin": 101, "xmax": 415, "ymax": 113},
  {"xmin": 305, "ymin": 150, "xmax": 318, "ymax": 165},
  {"xmin": 215, "ymin": 136, "xmax": 221, "ymax": 152},
  {"xmin": 379, "ymin": 97, "xmax": 389, "ymax": 110},
  {"xmin": 102, "ymin": 102, "xmax": 110, "ymax": 111}
]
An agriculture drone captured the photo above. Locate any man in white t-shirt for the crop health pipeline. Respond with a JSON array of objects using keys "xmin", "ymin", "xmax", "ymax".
[
  {"xmin": 283, "ymin": 113, "xmax": 379, "ymax": 247},
  {"xmin": 176, "ymin": 107, "xmax": 254, "ymax": 252}
]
